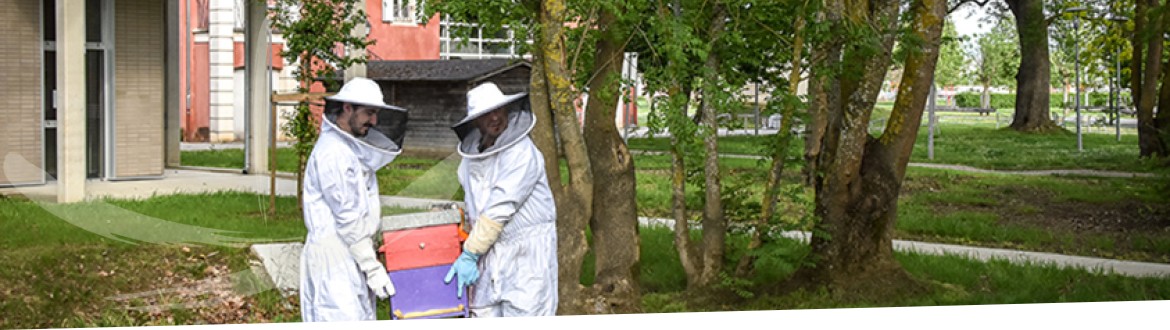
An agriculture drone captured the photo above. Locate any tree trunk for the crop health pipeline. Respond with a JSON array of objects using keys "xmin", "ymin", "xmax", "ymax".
[
  {"xmin": 694, "ymin": 4, "xmax": 728, "ymax": 289},
  {"xmin": 582, "ymin": 7, "xmax": 640, "ymax": 310},
  {"xmin": 296, "ymin": 56, "xmax": 312, "ymax": 212},
  {"xmin": 1156, "ymin": 32, "xmax": 1170, "ymax": 158},
  {"xmin": 1006, "ymin": 0, "xmax": 1060, "ymax": 132},
  {"xmin": 737, "ymin": 8, "xmax": 806, "ymax": 276},
  {"xmin": 1133, "ymin": 0, "xmax": 1168, "ymax": 158},
  {"xmin": 530, "ymin": 0, "xmax": 594, "ymax": 315},
  {"xmin": 981, "ymin": 84, "xmax": 990, "ymax": 109},
  {"xmin": 795, "ymin": 0, "xmax": 943, "ymax": 295},
  {"xmin": 669, "ymin": 120, "xmax": 697, "ymax": 286},
  {"xmin": 803, "ymin": 55, "xmax": 832, "ymax": 187},
  {"xmin": 657, "ymin": 0, "xmax": 701, "ymax": 290}
]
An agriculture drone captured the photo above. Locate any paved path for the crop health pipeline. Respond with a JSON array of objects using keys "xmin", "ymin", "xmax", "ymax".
[{"xmin": 0, "ymin": 169, "xmax": 300, "ymax": 202}]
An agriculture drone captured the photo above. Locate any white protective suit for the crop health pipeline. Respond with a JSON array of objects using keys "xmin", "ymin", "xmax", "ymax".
[
  {"xmin": 299, "ymin": 111, "xmax": 401, "ymax": 322},
  {"xmin": 456, "ymin": 106, "xmax": 559, "ymax": 317}
]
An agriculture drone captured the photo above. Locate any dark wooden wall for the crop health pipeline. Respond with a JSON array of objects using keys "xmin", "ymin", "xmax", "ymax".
[{"xmin": 375, "ymin": 66, "xmax": 532, "ymax": 153}]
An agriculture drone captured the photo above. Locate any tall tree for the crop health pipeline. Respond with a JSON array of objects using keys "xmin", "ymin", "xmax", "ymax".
[
  {"xmin": 969, "ymin": 19, "xmax": 1018, "ymax": 108},
  {"xmin": 795, "ymin": 0, "xmax": 947, "ymax": 293},
  {"xmin": 694, "ymin": 3, "xmax": 730, "ymax": 289},
  {"xmin": 1005, "ymin": 0, "xmax": 1060, "ymax": 132},
  {"xmin": 427, "ymin": 0, "xmax": 646, "ymax": 313},
  {"xmin": 269, "ymin": 0, "xmax": 372, "ymax": 209},
  {"xmin": 637, "ymin": 0, "xmax": 741, "ymax": 290},
  {"xmin": 1130, "ymin": 0, "xmax": 1169, "ymax": 157},
  {"xmin": 935, "ymin": 20, "xmax": 968, "ymax": 88},
  {"xmin": 736, "ymin": 0, "xmax": 814, "ymax": 276},
  {"xmin": 581, "ymin": 1, "xmax": 643, "ymax": 311},
  {"xmin": 639, "ymin": 0, "xmax": 705, "ymax": 291}
]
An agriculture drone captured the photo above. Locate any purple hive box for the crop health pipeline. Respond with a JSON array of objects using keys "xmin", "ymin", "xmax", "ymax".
[{"xmin": 387, "ymin": 264, "xmax": 470, "ymax": 320}]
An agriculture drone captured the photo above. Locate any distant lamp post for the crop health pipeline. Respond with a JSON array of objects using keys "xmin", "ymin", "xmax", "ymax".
[
  {"xmin": 1109, "ymin": 15, "xmax": 1128, "ymax": 142},
  {"xmin": 1067, "ymin": 6, "xmax": 1088, "ymax": 152}
]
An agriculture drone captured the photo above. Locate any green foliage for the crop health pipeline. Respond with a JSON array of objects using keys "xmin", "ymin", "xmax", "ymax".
[
  {"xmin": 935, "ymin": 20, "xmax": 968, "ymax": 87},
  {"xmin": 716, "ymin": 272, "xmax": 755, "ymax": 299},
  {"xmin": 966, "ymin": 17, "xmax": 1018, "ymax": 90},
  {"xmin": 268, "ymin": 0, "xmax": 373, "ymax": 192},
  {"xmin": 422, "ymin": 0, "xmax": 534, "ymax": 58},
  {"xmin": 282, "ymin": 103, "xmax": 317, "ymax": 171}
]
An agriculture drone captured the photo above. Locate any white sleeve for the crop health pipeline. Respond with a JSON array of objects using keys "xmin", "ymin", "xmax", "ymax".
[{"xmin": 316, "ymin": 155, "xmax": 371, "ymax": 246}]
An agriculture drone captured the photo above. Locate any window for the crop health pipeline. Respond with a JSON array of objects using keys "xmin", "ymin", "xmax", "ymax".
[
  {"xmin": 439, "ymin": 20, "xmax": 524, "ymax": 59},
  {"xmin": 382, "ymin": 0, "xmax": 418, "ymax": 23}
]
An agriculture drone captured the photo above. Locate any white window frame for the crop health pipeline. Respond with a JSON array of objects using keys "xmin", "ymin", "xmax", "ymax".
[
  {"xmin": 382, "ymin": 0, "xmax": 419, "ymax": 24},
  {"xmin": 439, "ymin": 20, "xmax": 525, "ymax": 59}
]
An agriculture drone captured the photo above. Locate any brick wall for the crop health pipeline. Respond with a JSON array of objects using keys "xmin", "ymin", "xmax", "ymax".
[
  {"xmin": 0, "ymin": 0, "xmax": 45, "ymax": 185},
  {"xmin": 114, "ymin": 0, "xmax": 164, "ymax": 177}
]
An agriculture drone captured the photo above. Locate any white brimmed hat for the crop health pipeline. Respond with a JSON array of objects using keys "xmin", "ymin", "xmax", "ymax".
[
  {"xmin": 324, "ymin": 77, "xmax": 406, "ymax": 112},
  {"xmin": 452, "ymin": 82, "xmax": 527, "ymax": 128}
]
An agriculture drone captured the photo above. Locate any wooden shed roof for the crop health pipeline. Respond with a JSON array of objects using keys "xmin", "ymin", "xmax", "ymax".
[{"xmin": 367, "ymin": 59, "xmax": 530, "ymax": 83}]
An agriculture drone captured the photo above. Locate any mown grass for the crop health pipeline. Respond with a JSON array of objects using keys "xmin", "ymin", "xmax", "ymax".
[
  {"xmin": 1, "ymin": 190, "xmax": 1166, "ymax": 328},
  {"xmin": 0, "ymin": 192, "xmax": 425, "ymax": 328},
  {"xmin": 896, "ymin": 167, "xmax": 1170, "ymax": 262},
  {"xmin": 628, "ymin": 122, "xmax": 1160, "ymax": 173},
  {"xmin": 635, "ymin": 227, "xmax": 1170, "ymax": 312},
  {"xmin": 181, "ymin": 149, "xmax": 463, "ymax": 201},
  {"xmin": 180, "ymin": 148, "xmax": 301, "ymax": 173},
  {"xmin": 632, "ymin": 154, "xmax": 1170, "ymax": 263}
]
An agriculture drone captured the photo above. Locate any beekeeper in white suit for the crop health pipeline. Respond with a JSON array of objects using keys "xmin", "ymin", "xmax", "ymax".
[
  {"xmin": 444, "ymin": 82, "xmax": 558, "ymax": 317},
  {"xmin": 300, "ymin": 77, "xmax": 409, "ymax": 322}
]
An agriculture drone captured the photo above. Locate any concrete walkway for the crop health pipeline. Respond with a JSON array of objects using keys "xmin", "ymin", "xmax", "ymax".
[{"xmin": 0, "ymin": 168, "xmax": 300, "ymax": 202}]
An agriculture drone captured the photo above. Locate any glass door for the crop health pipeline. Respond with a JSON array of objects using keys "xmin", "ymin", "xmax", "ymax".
[{"xmin": 42, "ymin": 0, "xmax": 105, "ymax": 180}]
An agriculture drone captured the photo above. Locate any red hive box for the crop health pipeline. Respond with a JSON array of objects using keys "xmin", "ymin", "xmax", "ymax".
[
  {"xmin": 378, "ymin": 208, "xmax": 469, "ymax": 319},
  {"xmin": 379, "ymin": 224, "xmax": 461, "ymax": 271}
]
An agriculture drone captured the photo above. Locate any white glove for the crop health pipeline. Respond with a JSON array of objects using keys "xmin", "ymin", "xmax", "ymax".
[
  {"xmin": 366, "ymin": 270, "xmax": 396, "ymax": 299},
  {"xmin": 348, "ymin": 238, "xmax": 396, "ymax": 298}
]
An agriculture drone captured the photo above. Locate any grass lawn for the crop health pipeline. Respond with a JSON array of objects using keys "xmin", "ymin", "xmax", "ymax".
[
  {"xmin": 897, "ymin": 167, "xmax": 1170, "ymax": 263},
  {"xmin": 181, "ymin": 148, "xmax": 302, "ymax": 173},
  {"xmin": 0, "ymin": 191, "xmax": 429, "ymax": 328},
  {"xmin": 632, "ymin": 154, "xmax": 1170, "ymax": 263},
  {"xmin": 628, "ymin": 122, "xmax": 1161, "ymax": 173},
  {"xmin": 67, "ymin": 126, "xmax": 1151, "ymax": 326},
  {"xmin": 1, "ymin": 188, "xmax": 1166, "ymax": 328},
  {"xmin": 181, "ymin": 149, "xmax": 463, "ymax": 201},
  {"xmin": 641, "ymin": 229, "xmax": 1170, "ymax": 312}
]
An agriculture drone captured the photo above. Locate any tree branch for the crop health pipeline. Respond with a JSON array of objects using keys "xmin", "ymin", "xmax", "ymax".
[{"xmin": 947, "ymin": 0, "xmax": 991, "ymax": 15}]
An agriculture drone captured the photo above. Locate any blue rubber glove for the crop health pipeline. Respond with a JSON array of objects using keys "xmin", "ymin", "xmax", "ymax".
[{"xmin": 443, "ymin": 251, "xmax": 480, "ymax": 298}]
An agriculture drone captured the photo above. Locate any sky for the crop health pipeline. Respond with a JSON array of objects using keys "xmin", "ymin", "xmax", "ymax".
[{"xmin": 951, "ymin": 5, "xmax": 992, "ymax": 37}]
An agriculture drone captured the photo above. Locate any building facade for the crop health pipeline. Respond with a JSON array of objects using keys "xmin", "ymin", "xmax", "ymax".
[
  {"xmin": 1, "ymin": 0, "xmax": 273, "ymax": 202},
  {"xmin": 176, "ymin": 0, "xmax": 527, "ymax": 143},
  {"xmin": 1, "ymin": 0, "xmax": 169, "ymax": 188}
]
